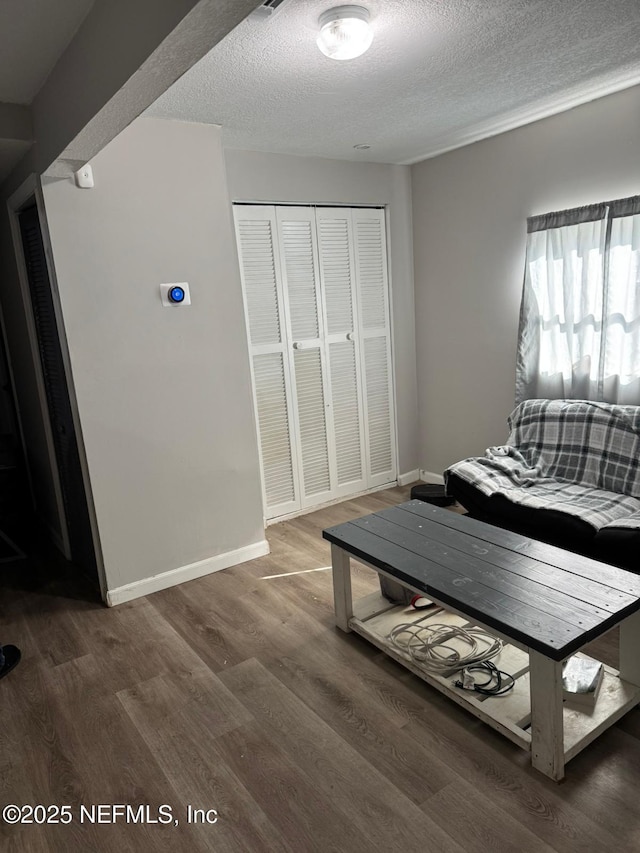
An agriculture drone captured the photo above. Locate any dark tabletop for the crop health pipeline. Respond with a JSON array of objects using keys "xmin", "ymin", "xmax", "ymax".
[{"xmin": 323, "ymin": 500, "xmax": 640, "ymax": 661}]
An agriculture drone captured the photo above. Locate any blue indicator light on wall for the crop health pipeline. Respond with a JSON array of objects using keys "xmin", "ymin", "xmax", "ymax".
[{"xmin": 160, "ymin": 282, "xmax": 191, "ymax": 307}]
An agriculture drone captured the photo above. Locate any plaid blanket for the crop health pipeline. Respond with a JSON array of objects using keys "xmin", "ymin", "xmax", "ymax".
[{"xmin": 445, "ymin": 399, "xmax": 640, "ymax": 531}]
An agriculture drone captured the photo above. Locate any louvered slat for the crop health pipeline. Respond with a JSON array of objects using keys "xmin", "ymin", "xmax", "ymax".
[
  {"xmin": 253, "ymin": 353, "xmax": 296, "ymax": 507},
  {"xmin": 280, "ymin": 219, "xmax": 320, "ymax": 340},
  {"xmin": 317, "ymin": 217, "xmax": 354, "ymax": 335},
  {"xmin": 328, "ymin": 341, "xmax": 363, "ymax": 484},
  {"xmin": 293, "ymin": 348, "xmax": 331, "ymax": 497},
  {"xmin": 355, "ymin": 217, "xmax": 387, "ymax": 329},
  {"xmin": 363, "ymin": 336, "xmax": 394, "ymax": 476},
  {"xmin": 236, "ymin": 219, "xmax": 282, "ymax": 346}
]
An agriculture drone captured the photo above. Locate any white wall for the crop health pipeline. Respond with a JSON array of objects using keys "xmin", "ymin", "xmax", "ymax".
[
  {"xmin": 224, "ymin": 148, "xmax": 419, "ymax": 477},
  {"xmin": 42, "ymin": 117, "xmax": 266, "ymax": 597},
  {"xmin": 411, "ymin": 84, "xmax": 640, "ymax": 476}
]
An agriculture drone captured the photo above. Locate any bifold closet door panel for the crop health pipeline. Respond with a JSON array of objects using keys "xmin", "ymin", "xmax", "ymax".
[
  {"xmin": 234, "ymin": 205, "xmax": 301, "ymax": 518},
  {"xmin": 315, "ymin": 208, "xmax": 367, "ymax": 495},
  {"xmin": 276, "ymin": 207, "xmax": 335, "ymax": 506},
  {"xmin": 352, "ymin": 208, "xmax": 397, "ymax": 486}
]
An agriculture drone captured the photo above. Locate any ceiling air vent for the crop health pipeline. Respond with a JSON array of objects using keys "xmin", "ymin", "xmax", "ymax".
[{"xmin": 251, "ymin": 0, "xmax": 291, "ymax": 20}]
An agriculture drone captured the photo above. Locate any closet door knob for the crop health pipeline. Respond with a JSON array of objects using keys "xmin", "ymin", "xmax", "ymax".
[
  {"xmin": 293, "ymin": 341, "xmax": 302, "ymax": 349},
  {"xmin": 346, "ymin": 332, "xmax": 355, "ymax": 341}
]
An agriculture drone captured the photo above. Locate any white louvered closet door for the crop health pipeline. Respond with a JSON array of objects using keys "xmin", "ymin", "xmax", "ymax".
[
  {"xmin": 315, "ymin": 208, "xmax": 367, "ymax": 497},
  {"xmin": 235, "ymin": 203, "xmax": 396, "ymax": 521},
  {"xmin": 234, "ymin": 206, "xmax": 301, "ymax": 518},
  {"xmin": 352, "ymin": 208, "xmax": 397, "ymax": 486},
  {"xmin": 276, "ymin": 207, "xmax": 335, "ymax": 508}
]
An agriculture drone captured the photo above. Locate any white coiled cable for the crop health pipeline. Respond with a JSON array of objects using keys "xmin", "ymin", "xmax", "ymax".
[{"xmin": 387, "ymin": 622, "xmax": 503, "ymax": 674}]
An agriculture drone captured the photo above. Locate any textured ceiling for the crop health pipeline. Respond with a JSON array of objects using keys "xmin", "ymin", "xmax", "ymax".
[
  {"xmin": 148, "ymin": 0, "xmax": 640, "ymax": 164},
  {"xmin": 0, "ymin": 0, "xmax": 94, "ymax": 104}
]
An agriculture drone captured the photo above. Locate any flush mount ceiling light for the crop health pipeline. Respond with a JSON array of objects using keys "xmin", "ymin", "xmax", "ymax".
[{"xmin": 317, "ymin": 5, "xmax": 373, "ymax": 61}]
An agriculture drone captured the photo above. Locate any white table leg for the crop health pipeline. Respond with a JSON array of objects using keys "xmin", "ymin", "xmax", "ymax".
[
  {"xmin": 619, "ymin": 608, "xmax": 640, "ymax": 686},
  {"xmin": 529, "ymin": 651, "xmax": 565, "ymax": 781},
  {"xmin": 331, "ymin": 543, "xmax": 353, "ymax": 632}
]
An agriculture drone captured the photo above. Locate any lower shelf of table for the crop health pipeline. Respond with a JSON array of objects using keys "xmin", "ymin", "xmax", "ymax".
[{"xmin": 350, "ymin": 591, "xmax": 640, "ymax": 763}]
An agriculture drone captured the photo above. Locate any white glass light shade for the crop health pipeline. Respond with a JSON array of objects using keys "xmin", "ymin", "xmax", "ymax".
[{"xmin": 317, "ymin": 5, "xmax": 373, "ymax": 61}]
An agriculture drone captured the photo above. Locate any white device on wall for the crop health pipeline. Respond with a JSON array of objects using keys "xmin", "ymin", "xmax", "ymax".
[
  {"xmin": 74, "ymin": 164, "xmax": 94, "ymax": 188},
  {"xmin": 160, "ymin": 282, "xmax": 191, "ymax": 307}
]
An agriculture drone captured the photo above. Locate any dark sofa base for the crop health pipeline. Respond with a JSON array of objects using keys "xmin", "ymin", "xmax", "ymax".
[{"xmin": 446, "ymin": 473, "xmax": 638, "ymax": 573}]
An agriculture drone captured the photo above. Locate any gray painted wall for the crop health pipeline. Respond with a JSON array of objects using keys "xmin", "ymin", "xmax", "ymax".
[
  {"xmin": 411, "ymin": 84, "xmax": 640, "ymax": 476},
  {"xmin": 42, "ymin": 117, "xmax": 265, "ymax": 591},
  {"xmin": 224, "ymin": 148, "xmax": 419, "ymax": 476}
]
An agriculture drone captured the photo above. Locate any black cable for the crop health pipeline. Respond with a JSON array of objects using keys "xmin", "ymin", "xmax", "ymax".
[{"xmin": 453, "ymin": 661, "xmax": 515, "ymax": 696}]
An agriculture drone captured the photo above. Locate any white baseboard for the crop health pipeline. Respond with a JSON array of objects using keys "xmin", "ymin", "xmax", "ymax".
[
  {"xmin": 105, "ymin": 539, "xmax": 270, "ymax": 606},
  {"xmin": 419, "ymin": 469, "xmax": 445, "ymax": 484},
  {"xmin": 397, "ymin": 469, "xmax": 420, "ymax": 486}
]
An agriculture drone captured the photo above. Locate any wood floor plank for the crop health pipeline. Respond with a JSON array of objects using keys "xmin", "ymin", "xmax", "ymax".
[
  {"xmin": 151, "ymin": 571, "xmax": 329, "ymax": 674},
  {"xmin": 0, "ymin": 660, "xmax": 58, "ymax": 853},
  {"xmin": 554, "ymin": 725, "xmax": 640, "ymax": 848},
  {"xmin": 401, "ymin": 687, "xmax": 622, "ymax": 853},
  {"xmin": 423, "ymin": 778, "xmax": 557, "ymax": 853},
  {"xmin": 45, "ymin": 654, "xmax": 196, "ymax": 853},
  {"xmin": 3, "ymin": 654, "xmax": 183, "ymax": 853},
  {"xmin": 8, "ymin": 591, "xmax": 91, "ymax": 668},
  {"xmin": 211, "ymin": 722, "xmax": 367, "ymax": 853},
  {"xmin": 65, "ymin": 596, "xmax": 231, "ymax": 696},
  {"xmin": 117, "ymin": 667, "xmax": 254, "ymax": 736},
  {"xmin": 266, "ymin": 635, "xmax": 455, "ymax": 801},
  {"xmin": 218, "ymin": 657, "xmax": 466, "ymax": 853},
  {"xmin": 118, "ymin": 673, "xmax": 292, "ymax": 853},
  {"xmin": 2, "ymin": 828, "xmax": 51, "ymax": 853},
  {"xmin": 148, "ymin": 585, "xmax": 239, "ymax": 671}
]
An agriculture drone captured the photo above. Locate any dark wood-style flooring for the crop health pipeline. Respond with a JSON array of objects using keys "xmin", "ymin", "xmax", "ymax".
[{"xmin": 1, "ymin": 485, "xmax": 638, "ymax": 852}]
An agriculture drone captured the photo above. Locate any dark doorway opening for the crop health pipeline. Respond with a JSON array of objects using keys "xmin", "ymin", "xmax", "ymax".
[{"xmin": 11, "ymin": 203, "xmax": 99, "ymax": 591}]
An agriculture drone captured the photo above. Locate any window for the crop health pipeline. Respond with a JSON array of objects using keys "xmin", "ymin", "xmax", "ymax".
[{"xmin": 516, "ymin": 195, "xmax": 640, "ymax": 405}]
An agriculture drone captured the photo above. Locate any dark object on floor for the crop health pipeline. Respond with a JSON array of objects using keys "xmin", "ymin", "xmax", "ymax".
[
  {"xmin": 410, "ymin": 483, "xmax": 455, "ymax": 507},
  {"xmin": 0, "ymin": 645, "xmax": 21, "ymax": 680},
  {"xmin": 380, "ymin": 575, "xmax": 414, "ymax": 605}
]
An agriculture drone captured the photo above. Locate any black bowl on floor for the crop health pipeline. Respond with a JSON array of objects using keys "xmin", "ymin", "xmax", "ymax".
[{"xmin": 410, "ymin": 483, "xmax": 455, "ymax": 507}]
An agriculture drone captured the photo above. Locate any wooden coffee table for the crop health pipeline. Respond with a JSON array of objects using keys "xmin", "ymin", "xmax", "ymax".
[{"xmin": 323, "ymin": 500, "xmax": 640, "ymax": 781}]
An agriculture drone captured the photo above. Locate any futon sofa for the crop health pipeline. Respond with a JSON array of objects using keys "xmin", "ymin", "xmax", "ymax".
[{"xmin": 445, "ymin": 399, "xmax": 640, "ymax": 572}]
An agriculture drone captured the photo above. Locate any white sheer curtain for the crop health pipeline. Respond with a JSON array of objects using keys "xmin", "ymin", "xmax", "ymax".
[
  {"xmin": 604, "ymin": 211, "xmax": 640, "ymax": 402},
  {"xmin": 515, "ymin": 196, "xmax": 640, "ymax": 405}
]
